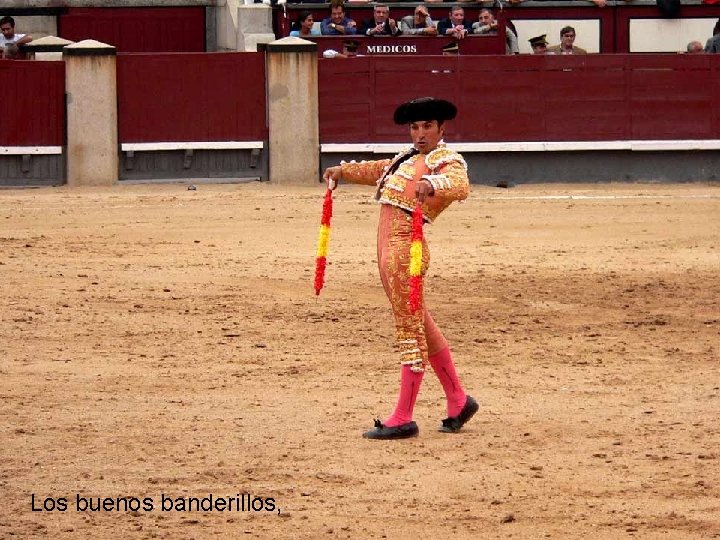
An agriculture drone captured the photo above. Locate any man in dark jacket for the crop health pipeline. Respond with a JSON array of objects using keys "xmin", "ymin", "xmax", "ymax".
[
  {"xmin": 360, "ymin": 4, "xmax": 400, "ymax": 37},
  {"xmin": 705, "ymin": 19, "xmax": 720, "ymax": 53},
  {"xmin": 437, "ymin": 6, "xmax": 472, "ymax": 40}
]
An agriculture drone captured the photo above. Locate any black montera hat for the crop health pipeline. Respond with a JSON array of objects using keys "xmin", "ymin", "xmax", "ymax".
[
  {"xmin": 441, "ymin": 41, "xmax": 459, "ymax": 54},
  {"xmin": 393, "ymin": 97, "xmax": 457, "ymax": 125},
  {"xmin": 343, "ymin": 39, "xmax": 360, "ymax": 52},
  {"xmin": 529, "ymin": 34, "xmax": 548, "ymax": 47}
]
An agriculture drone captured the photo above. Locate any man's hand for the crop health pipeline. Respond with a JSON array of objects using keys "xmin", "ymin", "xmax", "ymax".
[
  {"xmin": 452, "ymin": 26, "xmax": 467, "ymax": 40},
  {"xmin": 323, "ymin": 166, "xmax": 342, "ymax": 190},
  {"xmin": 424, "ymin": 26, "xmax": 438, "ymax": 36},
  {"xmin": 415, "ymin": 179, "xmax": 434, "ymax": 203},
  {"xmin": 388, "ymin": 18, "xmax": 397, "ymax": 33}
]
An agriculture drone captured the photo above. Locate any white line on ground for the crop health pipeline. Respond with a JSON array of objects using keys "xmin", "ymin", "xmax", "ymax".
[{"xmin": 483, "ymin": 194, "xmax": 720, "ymax": 201}]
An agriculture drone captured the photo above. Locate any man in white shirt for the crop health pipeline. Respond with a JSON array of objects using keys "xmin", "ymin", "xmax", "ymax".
[{"xmin": 1, "ymin": 16, "xmax": 33, "ymax": 59}]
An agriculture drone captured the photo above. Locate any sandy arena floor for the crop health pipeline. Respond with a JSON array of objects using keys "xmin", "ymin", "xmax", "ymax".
[{"xmin": 1, "ymin": 181, "xmax": 719, "ymax": 539}]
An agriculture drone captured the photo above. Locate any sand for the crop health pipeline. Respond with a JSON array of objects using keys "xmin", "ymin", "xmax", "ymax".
[{"xmin": 1, "ymin": 181, "xmax": 719, "ymax": 539}]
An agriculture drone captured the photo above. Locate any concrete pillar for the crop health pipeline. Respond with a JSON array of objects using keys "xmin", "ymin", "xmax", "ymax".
[
  {"xmin": 63, "ymin": 40, "xmax": 118, "ymax": 187},
  {"xmin": 22, "ymin": 36, "xmax": 74, "ymax": 61},
  {"xmin": 266, "ymin": 37, "xmax": 318, "ymax": 185}
]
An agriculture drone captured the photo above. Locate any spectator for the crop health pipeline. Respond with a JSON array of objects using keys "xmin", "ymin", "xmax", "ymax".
[
  {"xmin": 704, "ymin": 19, "xmax": 720, "ymax": 53},
  {"xmin": 322, "ymin": 39, "xmax": 360, "ymax": 59},
  {"xmin": 686, "ymin": 40, "xmax": 704, "ymax": 54},
  {"xmin": 472, "ymin": 9, "xmax": 519, "ymax": 54},
  {"xmin": 0, "ymin": 16, "xmax": 32, "ymax": 59},
  {"xmin": 528, "ymin": 34, "xmax": 549, "ymax": 55},
  {"xmin": 437, "ymin": 6, "xmax": 472, "ymax": 41},
  {"xmin": 289, "ymin": 11, "xmax": 321, "ymax": 38},
  {"xmin": 360, "ymin": 4, "xmax": 400, "ymax": 37},
  {"xmin": 400, "ymin": 5, "xmax": 437, "ymax": 36},
  {"xmin": 321, "ymin": 2, "xmax": 357, "ymax": 36},
  {"xmin": 547, "ymin": 26, "xmax": 587, "ymax": 55}
]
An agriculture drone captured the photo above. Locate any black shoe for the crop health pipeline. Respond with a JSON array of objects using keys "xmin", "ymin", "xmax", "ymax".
[
  {"xmin": 439, "ymin": 395, "xmax": 479, "ymax": 433},
  {"xmin": 362, "ymin": 419, "xmax": 419, "ymax": 440}
]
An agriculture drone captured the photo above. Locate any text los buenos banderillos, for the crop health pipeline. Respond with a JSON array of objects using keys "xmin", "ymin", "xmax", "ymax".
[{"xmin": 31, "ymin": 493, "xmax": 279, "ymax": 514}]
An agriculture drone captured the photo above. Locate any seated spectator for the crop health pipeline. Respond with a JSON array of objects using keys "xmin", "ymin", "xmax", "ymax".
[
  {"xmin": 528, "ymin": 34, "xmax": 548, "ymax": 55},
  {"xmin": 547, "ymin": 26, "xmax": 587, "ymax": 55},
  {"xmin": 290, "ymin": 11, "xmax": 321, "ymax": 38},
  {"xmin": 705, "ymin": 19, "xmax": 720, "ymax": 53},
  {"xmin": 360, "ymin": 4, "xmax": 400, "ymax": 37},
  {"xmin": 686, "ymin": 40, "xmax": 704, "ymax": 54},
  {"xmin": 321, "ymin": 2, "xmax": 357, "ymax": 36},
  {"xmin": 0, "ymin": 16, "xmax": 32, "ymax": 59},
  {"xmin": 323, "ymin": 39, "xmax": 360, "ymax": 59},
  {"xmin": 400, "ymin": 5, "xmax": 437, "ymax": 36},
  {"xmin": 437, "ymin": 6, "xmax": 472, "ymax": 41},
  {"xmin": 472, "ymin": 9, "xmax": 518, "ymax": 55}
]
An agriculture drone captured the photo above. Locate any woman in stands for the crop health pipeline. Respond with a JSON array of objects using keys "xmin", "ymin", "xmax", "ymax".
[{"xmin": 289, "ymin": 11, "xmax": 320, "ymax": 38}]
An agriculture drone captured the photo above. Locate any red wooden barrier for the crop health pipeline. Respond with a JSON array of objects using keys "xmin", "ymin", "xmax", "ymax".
[
  {"xmin": 0, "ymin": 60, "xmax": 65, "ymax": 147},
  {"xmin": 117, "ymin": 53, "xmax": 267, "ymax": 144},
  {"xmin": 459, "ymin": 55, "xmax": 547, "ymax": 142},
  {"xmin": 319, "ymin": 54, "xmax": 720, "ymax": 144},
  {"xmin": 59, "ymin": 8, "xmax": 206, "ymax": 53},
  {"xmin": 627, "ymin": 54, "xmax": 716, "ymax": 140},
  {"xmin": 318, "ymin": 57, "xmax": 374, "ymax": 143},
  {"xmin": 313, "ymin": 35, "xmax": 504, "ymax": 57},
  {"xmin": 320, "ymin": 55, "xmax": 463, "ymax": 143}
]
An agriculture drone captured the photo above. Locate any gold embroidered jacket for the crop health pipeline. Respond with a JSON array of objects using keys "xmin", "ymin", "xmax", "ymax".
[{"xmin": 339, "ymin": 143, "xmax": 469, "ymax": 223}]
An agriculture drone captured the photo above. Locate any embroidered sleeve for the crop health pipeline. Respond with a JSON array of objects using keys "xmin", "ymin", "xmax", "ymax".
[
  {"xmin": 340, "ymin": 159, "xmax": 391, "ymax": 187},
  {"xmin": 423, "ymin": 149, "xmax": 469, "ymax": 203}
]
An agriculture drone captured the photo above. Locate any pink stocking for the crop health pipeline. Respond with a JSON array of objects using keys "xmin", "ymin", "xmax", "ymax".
[
  {"xmin": 429, "ymin": 347, "xmax": 466, "ymax": 417},
  {"xmin": 384, "ymin": 365, "xmax": 424, "ymax": 427}
]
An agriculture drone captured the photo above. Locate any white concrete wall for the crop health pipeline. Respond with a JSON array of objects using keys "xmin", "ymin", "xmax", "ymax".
[
  {"xmin": 216, "ymin": 0, "xmax": 241, "ymax": 51},
  {"xmin": 216, "ymin": 1, "xmax": 274, "ymax": 51},
  {"xmin": 630, "ymin": 18, "xmax": 717, "ymax": 52},
  {"xmin": 237, "ymin": 5, "xmax": 273, "ymax": 51},
  {"xmin": 8, "ymin": 16, "xmax": 57, "ymax": 41}
]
